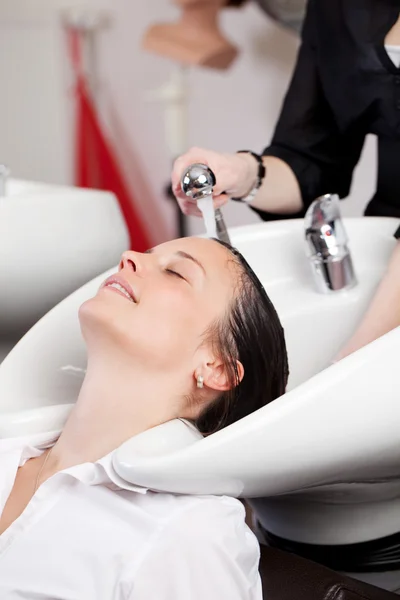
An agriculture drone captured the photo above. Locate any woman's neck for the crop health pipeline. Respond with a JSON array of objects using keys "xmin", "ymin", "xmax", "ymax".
[{"xmin": 47, "ymin": 358, "xmax": 182, "ymax": 473}]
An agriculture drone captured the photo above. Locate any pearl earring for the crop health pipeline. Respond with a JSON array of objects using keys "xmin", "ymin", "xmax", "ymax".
[{"xmin": 197, "ymin": 375, "xmax": 204, "ymax": 389}]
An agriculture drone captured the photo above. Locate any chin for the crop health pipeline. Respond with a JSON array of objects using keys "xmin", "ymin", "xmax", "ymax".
[
  {"xmin": 78, "ymin": 293, "xmax": 136, "ymax": 354},
  {"xmin": 78, "ymin": 293, "xmax": 118, "ymax": 339},
  {"xmin": 79, "ymin": 294, "xmax": 104, "ymax": 321}
]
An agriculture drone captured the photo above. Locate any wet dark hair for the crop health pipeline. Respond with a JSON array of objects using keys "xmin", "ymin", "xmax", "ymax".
[{"xmin": 195, "ymin": 240, "xmax": 289, "ymax": 435}]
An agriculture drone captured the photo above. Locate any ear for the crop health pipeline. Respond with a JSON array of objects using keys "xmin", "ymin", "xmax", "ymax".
[{"xmin": 200, "ymin": 358, "xmax": 244, "ymax": 392}]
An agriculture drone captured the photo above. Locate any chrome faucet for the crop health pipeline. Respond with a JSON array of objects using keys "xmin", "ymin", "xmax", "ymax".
[
  {"xmin": 304, "ymin": 193, "xmax": 357, "ymax": 294},
  {"xmin": 0, "ymin": 164, "xmax": 10, "ymax": 197}
]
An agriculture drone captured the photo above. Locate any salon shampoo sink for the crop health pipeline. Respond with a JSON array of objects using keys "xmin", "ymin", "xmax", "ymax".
[
  {"xmin": 0, "ymin": 215, "xmax": 399, "ymax": 550},
  {"xmin": 0, "ymin": 214, "xmax": 400, "ymax": 544},
  {"xmin": 0, "ymin": 178, "xmax": 129, "ymax": 360}
]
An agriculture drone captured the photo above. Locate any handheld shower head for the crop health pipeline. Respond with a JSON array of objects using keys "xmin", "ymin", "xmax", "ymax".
[
  {"xmin": 180, "ymin": 163, "xmax": 231, "ymax": 244},
  {"xmin": 181, "ymin": 163, "xmax": 215, "ymax": 201}
]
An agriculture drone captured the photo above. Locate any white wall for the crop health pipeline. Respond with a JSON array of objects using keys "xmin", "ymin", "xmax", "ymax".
[
  {"xmin": 0, "ymin": 0, "xmax": 377, "ymax": 242},
  {"xmin": 0, "ymin": 8, "xmax": 70, "ymax": 185}
]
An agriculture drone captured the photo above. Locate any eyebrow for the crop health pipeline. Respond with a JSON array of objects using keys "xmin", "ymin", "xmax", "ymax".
[{"xmin": 145, "ymin": 248, "xmax": 206, "ymax": 274}]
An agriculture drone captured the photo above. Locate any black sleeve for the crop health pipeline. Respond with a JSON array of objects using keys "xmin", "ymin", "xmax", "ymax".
[
  {"xmin": 255, "ymin": 0, "xmax": 367, "ymax": 222},
  {"xmin": 394, "ymin": 225, "xmax": 400, "ymax": 239}
]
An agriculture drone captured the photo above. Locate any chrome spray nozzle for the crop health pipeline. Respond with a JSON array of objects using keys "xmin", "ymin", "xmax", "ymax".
[
  {"xmin": 180, "ymin": 163, "xmax": 231, "ymax": 245},
  {"xmin": 181, "ymin": 163, "xmax": 216, "ymax": 201}
]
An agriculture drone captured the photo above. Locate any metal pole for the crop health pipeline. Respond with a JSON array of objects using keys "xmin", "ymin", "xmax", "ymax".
[{"xmin": 145, "ymin": 65, "xmax": 190, "ymax": 237}]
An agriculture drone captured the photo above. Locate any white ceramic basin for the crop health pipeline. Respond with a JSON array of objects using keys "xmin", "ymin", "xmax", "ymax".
[
  {"xmin": 0, "ymin": 179, "xmax": 79, "ymax": 362},
  {"xmin": 0, "ymin": 178, "xmax": 129, "ymax": 343}
]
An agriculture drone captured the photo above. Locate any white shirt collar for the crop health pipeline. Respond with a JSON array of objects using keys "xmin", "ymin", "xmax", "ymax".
[{"xmin": 3, "ymin": 430, "xmax": 148, "ymax": 495}]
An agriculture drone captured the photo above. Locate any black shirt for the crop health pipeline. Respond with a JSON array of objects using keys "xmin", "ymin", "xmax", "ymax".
[{"xmin": 256, "ymin": 0, "xmax": 400, "ymax": 230}]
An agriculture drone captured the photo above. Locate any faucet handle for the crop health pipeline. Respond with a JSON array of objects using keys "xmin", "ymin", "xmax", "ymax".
[{"xmin": 304, "ymin": 193, "xmax": 341, "ymax": 225}]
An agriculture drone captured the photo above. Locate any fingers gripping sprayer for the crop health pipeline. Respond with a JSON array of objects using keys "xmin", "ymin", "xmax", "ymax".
[{"xmin": 181, "ymin": 163, "xmax": 231, "ymax": 244}]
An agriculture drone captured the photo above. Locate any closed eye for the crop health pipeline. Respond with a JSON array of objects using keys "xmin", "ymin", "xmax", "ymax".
[{"xmin": 165, "ymin": 269, "xmax": 186, "ymax": 281}]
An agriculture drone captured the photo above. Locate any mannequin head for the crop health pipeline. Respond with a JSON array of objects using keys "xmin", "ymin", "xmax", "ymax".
[{"xmin": 142, "ymin": 0, "xmax": 247, "ymax": 69}]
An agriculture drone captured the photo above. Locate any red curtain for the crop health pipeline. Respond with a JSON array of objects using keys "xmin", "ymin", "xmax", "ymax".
[{"xmin": 67, "ymin": 29, "xmax": 151, "ymax": 251}]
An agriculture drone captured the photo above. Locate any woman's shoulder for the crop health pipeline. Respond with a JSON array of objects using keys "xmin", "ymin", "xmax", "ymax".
[
  {"xmin": 130, "ymin": 494, "xmax": 262, "ymax": 599},
  {"xmin": 134, "ymin": 491, "xmax": 255, "ymax": 549},
  {"xmin": 142, "ymin": 492, "xmax": 259, "ymax": 561}
]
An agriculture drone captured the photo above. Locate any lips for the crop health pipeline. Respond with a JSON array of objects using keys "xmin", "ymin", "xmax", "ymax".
[{"xmin": 102, "ymin": 275, "xmax": 137, "ymax": 304}]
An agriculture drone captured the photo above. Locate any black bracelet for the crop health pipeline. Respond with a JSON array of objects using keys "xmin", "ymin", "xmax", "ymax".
[{"xmin": 231, "ymin": 150, "xmax": 266, "ymax": 202}]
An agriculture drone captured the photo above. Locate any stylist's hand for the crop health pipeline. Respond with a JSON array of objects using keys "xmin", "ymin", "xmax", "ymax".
[{"xmin": 172, "ymin": 147, "xmax": 257, "ymax": 216}]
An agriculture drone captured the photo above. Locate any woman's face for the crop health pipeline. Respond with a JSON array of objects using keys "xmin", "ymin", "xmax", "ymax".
[{"xmin": 79, "ymin": 237, "xmax": 238, "ymax": 376}]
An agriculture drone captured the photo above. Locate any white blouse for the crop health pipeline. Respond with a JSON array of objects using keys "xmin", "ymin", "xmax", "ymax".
[{"xmin": 0, "ymin": 432, "xmax": 262, "ymax": 600}]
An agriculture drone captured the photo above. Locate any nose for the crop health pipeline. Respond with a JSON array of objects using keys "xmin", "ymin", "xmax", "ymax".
[{"xmin": 118, "ymin": 251, "xmax": 139, "ymax": 273}]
